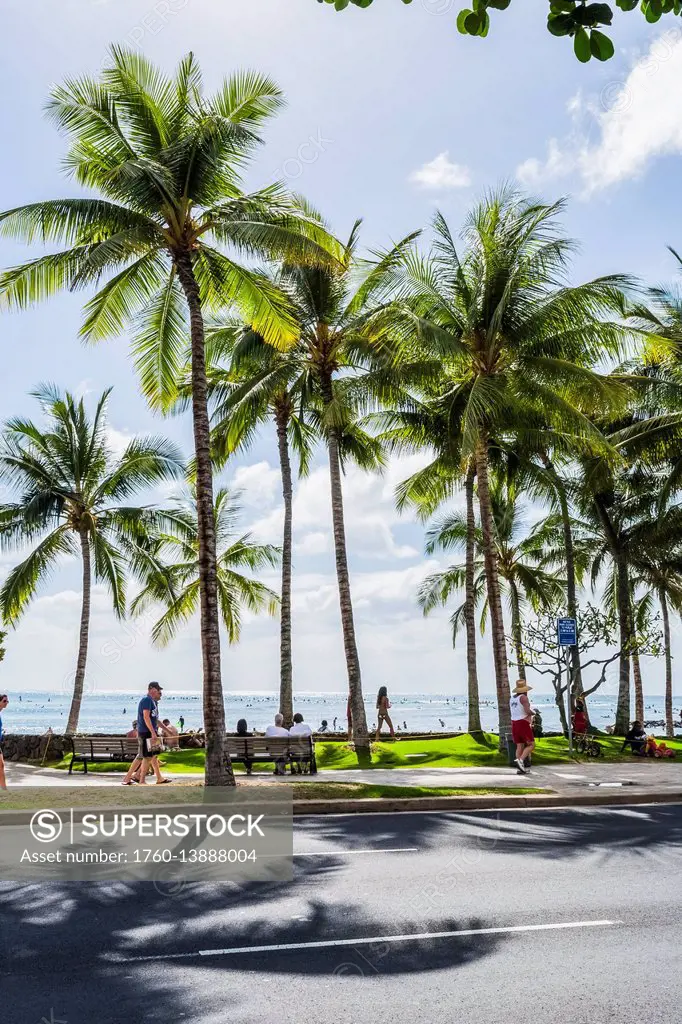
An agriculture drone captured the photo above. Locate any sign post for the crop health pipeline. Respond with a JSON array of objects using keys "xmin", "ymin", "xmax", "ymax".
[{"xmin": 557, "ymin": 617, "xmax": 578, "ymax": 755}]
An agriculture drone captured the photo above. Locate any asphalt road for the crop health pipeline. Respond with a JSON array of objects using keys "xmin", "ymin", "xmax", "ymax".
[{"xmin": 2, "ymin": 804, "xmax": 682, "ymax": 1024}]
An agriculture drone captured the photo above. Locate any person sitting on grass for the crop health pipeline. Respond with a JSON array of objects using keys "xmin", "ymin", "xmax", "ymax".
[
  {"xmin": 645, "ymin": 735, "xmax": 676, "ymax": 759},
  {"xmin": 621, "ymin": 721, "xmax": 647, "ymax": 756}
]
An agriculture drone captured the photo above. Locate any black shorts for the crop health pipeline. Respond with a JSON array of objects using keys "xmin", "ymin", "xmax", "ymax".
[{"xmin": 137, "ymin": 737, "xmax": 158, "ymax": 759}]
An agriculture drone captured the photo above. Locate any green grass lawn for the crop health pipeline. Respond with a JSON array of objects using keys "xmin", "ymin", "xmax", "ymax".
[
  {"xmin": 289, "ymin": 782, "xmax": 546, "ymax": 800},
  {"xmin": 51, "ymin": 731, "xmax": 682, "ymax": 776},
  {"xmin": 0, "ymin": 780, "xmax": 546, "ymax": 811}
]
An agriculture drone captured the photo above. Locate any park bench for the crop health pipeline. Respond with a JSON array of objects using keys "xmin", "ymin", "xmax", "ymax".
[
  {"xmin": 68, "ymin": 736, "xmax": 137, "ymax": 774},
  {"xmin": 225, "ymin": 735, "xmax": 317, "ymax": 775}
]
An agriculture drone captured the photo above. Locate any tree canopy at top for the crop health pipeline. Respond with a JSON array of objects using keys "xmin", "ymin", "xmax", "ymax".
[{"xmin": 315, "ymin": 1, "xmax": 682, "ymax": 63}]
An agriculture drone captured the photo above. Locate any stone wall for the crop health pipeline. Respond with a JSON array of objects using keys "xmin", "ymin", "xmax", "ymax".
[{"xmin": 1, "ymin": 733, "xmax": 72, "ymax": 762}]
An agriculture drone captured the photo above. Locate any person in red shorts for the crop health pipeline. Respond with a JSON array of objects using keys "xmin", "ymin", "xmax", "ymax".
[{"xmin": 509, "ymin": 680, "xmax": 535, "ymax": 774}]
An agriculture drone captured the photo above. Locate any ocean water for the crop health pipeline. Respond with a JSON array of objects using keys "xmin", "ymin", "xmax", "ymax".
[{"xmin": 1, "ymin": 689, "xmax": 678, "ymax": 735}]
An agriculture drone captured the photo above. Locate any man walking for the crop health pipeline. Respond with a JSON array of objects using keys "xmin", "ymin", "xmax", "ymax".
[
  {"xmin": 122, "ymin": 681, "xmax": 169, "ymax": 786},
  {"xmin": 510, "ymin": 680, "xmax": 535, "ymax": 775}
]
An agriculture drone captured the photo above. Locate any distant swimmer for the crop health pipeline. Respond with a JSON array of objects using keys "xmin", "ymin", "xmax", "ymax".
[{"xmin": 439, "ymin": 718, "xmax": 445, "ymax": 728}]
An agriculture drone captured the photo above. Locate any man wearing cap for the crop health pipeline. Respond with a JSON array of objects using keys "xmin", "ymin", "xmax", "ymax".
[
  {"xmin": 122, "ymin": 682, "xmax": 169, "ymax": 786},
  {"xmin": 510, "ymin": 680, "xmax": 535, "ymax": 774}
]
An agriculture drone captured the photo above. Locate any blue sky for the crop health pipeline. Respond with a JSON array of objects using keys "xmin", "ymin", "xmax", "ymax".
[{"xmin": 1, "ymin": 0, "xmax": 682, "ymax": 700}]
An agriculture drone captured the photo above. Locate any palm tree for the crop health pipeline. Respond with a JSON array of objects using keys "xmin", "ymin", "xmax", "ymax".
[
  {"xmin": 627, "ymin": 492, "xmax": 682, "ymax": 738},
  {"xmin": 195, "ymin": 320, "xmax": 316, "ymax": 727},
  {"xmin": 396, "ymin": 190, "xmax": 631, "ymax": 745},
  {"xmin": 130, "ymin": 489, "xmax": 280, "ymax": 648},
  {"xmin": 0, "ymin": 49, "xmax": 341, "ymax": 784},
  {"xmin": 419, "ymin": 480, "xmax": 564, "ymax": 689},
  {"xmin": 377, "ymin": 392, "xmax": 482, "ymax": 731},
  {"xmin": 630, "ymin": 592, "xmax": 652, "ymax": 724},
  {"xmin": 200, "ymin": 233, "xmax": 415, "ymax": 760},
  {"xmin": 0, "ymin": 386, "xmax": 183, "ymax": 733}
]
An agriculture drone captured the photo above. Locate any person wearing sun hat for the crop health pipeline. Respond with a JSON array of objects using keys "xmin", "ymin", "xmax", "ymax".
[{"xmin": 510, "ymin": 680, "xmax": 535, "ymax": 774}]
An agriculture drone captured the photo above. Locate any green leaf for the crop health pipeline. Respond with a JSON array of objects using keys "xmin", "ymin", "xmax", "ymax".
[
  {"xmin": 574, "ymin": 27, "xmax": 592, "ymax": 61},
  {"xmin": 457, "ymin": 8, "xmax": 473, "ymax": 32},
  {"xmin": 590, "ymin": 28, "xmax": 615, "ymax": 59}
]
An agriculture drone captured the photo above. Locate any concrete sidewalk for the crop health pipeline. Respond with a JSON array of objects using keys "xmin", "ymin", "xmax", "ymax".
[{"xmin": 5, "ymin": 758, "xmax": 682, "ymax": 797}]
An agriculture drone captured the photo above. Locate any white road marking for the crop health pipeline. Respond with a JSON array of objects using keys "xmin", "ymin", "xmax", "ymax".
[
  {"xmin": 293, "ymin": 847, "xmax": 418, "ymax": 858},
  {"xmin": 109, "ymin": 919, "xmax": 622, "ymax": 964}
]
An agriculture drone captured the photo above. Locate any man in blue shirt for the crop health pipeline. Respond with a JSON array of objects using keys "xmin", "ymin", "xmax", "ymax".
[
  {"xmin": 122, "ymin": 682, "xmax": 169, "ymax": 786},
  {"xmin": 0, "ymin": 693, "xmax": 8, "ymax": 790}
]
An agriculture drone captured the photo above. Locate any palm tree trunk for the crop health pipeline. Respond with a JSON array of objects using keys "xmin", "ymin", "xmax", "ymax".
[
  {"xmin": 614, "ymin": 551, "xmax": 633, "ymax": 735},
  {"xmin": 464, "ymin": 464, "xmax": 482, "ymax": 734},
  {"xmin": 275, "ymin": 398, "xmax": 294, "ymax": 728},
  {"xmin": 475, "ymin": 435, "xmax": 511, "ymax": 749},
  {"xmin": 542, "ymin": 454, "xmax": 583, "ymax": 700},
  {"xmin": 174, "ymin": 252, "xmax": 233, "ymax": 787},
  {"xmin": 554, "ymin": 673, "xmax": 569, "ymax": 736},
  {"xmin": 594, "ymin": 497, "xmax": 631, "ymax": 735},
  {"xmin": 659, "ymin": 587, "xmax": 674, "ymax": 738},
  {"xmin": 66, "ymin": 528, "xmax": 91, "ymax": 735},
  {"xmin": 320, "ymin": 375, "xmax": 369, "ymax": 762},
  {"xmin": 509, "ymin": 580, "xmax": 526, "ymax": 683},
  {"xmin": 632, "ymin": 650, "xmax": 644, "ymax": 724}
]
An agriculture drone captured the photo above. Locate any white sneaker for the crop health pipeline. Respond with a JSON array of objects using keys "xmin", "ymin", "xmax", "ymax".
[{"xmin": 514, "ymin": 758, "xmax": 528, "ymax": 774}]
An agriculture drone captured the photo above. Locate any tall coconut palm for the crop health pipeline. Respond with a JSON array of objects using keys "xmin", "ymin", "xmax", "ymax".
[
  {"xmin": 0, "ymin": 386, "xmax": 183, "ymax": 733},
  {"xmin": 129, "ymin": 489, "xmax": 280, "ymax": 648},
  {"xmin": 198, "ymin": 232, "xmax": 416, "ymax": 761},
  {"xmin": 419, "ymin": 480, "xmax": 564, "ymax": 686},
  {"xmin": 626, "ymin": 491, "xmax": 682, "ymax": 738},
  {"xmin": 0, "ymin": 49, "xmax": 341, "ymax": 784},
  {"xmin": 396, "ymin": 191, "xmax": 632, "ymax": 746},
  {"xmin": 192, "ymin": 320, "xmax": 316, "ymax": 727},
  {"xmin": 630, "ymin": 592, "xmax": 652, "ymax": 724},
  {"xmin": 377, "ymin": 393, "xmax": 482, "ymax": 732}
]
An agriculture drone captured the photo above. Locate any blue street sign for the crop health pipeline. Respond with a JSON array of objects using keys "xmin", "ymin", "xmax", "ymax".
[{"xmin": 557, "ymin": 617, "xmax": 577, "ymax": 646}]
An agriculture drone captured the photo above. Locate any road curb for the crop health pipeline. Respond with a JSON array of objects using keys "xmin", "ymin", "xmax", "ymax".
[{"xmin": 291, "ymin": 789, "xmax": 682, "ymax": 815}]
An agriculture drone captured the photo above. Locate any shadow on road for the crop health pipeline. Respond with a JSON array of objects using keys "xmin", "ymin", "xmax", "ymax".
[
  {"xmin": 0, "ymin": 833, "xmax": 504, "ymax": 1024},
  {"xmin": 453, "ymin": 804, "xmax": 682, "ymax": 861}
]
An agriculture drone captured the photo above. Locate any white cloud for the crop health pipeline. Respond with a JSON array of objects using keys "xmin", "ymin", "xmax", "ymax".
[
  {"xmin": 294, "ymin": 531, "xmax": 330, "ymax": 556},
  {"xmin": 249, "ymin": 452, "xmax": 431, "ymax": 561},
  {"xmin": 231, "ymin": 461, "xmax": 281, "ymax": 509},
  {"xmin": 409, "ymin": 152, "xmax": 472, "ymax": 191},
  {"xmin": 515, "ymin": 31, "xmax": 682, "ymax": 195},
  {"xmin": 516, "ymin": 139, "xmax": 568, "ymax": 188},
  {"xmin": 106, "ymin": 425, "xmax": 134, "ymax": 459}
]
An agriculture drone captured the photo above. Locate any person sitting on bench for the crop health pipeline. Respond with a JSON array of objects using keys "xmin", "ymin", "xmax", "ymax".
[
  {"xmin": 265, "ymin": 713, "xmax": 289, "ymax": 776},
  {"xmin": 621, "ymin": 721, "xmax": 647, "ymax": 755},
  {"xmin": 236, "ymin": 718, "xmax": 253, "ymax": 775}
]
